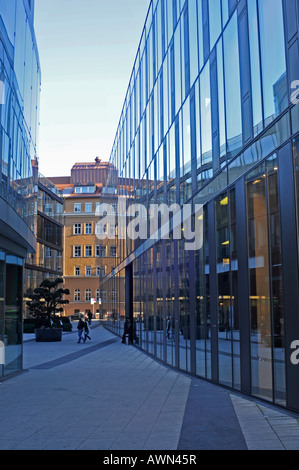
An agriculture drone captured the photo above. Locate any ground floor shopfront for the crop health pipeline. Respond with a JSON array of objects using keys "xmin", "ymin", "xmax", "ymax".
[
  {"xmin": 105, "ymin": 119, "xmax": 299, "ymax": 414},
  {"xmin": 0, "ymin": 195, "xmax": 37, "ymax": 378},
  {"xmin": 0, "ymin": 250, "xmax": 24, "ymax": 377}
]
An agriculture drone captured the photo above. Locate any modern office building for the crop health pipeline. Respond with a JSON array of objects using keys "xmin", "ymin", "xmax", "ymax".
[
  {"xmin": 0, "ymin": 0, "xmax": 41, "ymax": 376},
  {"xmin": 24, "ymin": 159, "xmax": 64, "ymax": 306},
  {"xmin": 103, "ymin": 0, "xmax": 299, "ymax": 413},
  {"xmin": 50, "ymin": 159, "xmax": 125, "ymax": 319}
]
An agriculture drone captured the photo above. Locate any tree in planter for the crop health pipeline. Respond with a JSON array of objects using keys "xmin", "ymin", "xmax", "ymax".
[{"xmin": 26, "ymin": 278, "xmax": 70, "ymax": 329}]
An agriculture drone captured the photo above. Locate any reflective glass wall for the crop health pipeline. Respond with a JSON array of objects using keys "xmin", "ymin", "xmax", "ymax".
[
  {"xmin": 0, "ymin": 0, "xmax": 41, "ymax": 376},
  {"xmin": 0, "ymin": 0, "xmax": 41, "ymax": 231},
  {"xmin": 103, "ymin": 0, "xmax": 299, "ymax": 412}
]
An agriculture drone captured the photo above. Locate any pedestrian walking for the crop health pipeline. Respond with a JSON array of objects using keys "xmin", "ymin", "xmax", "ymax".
[
  {"xmin": 77, "ymin": 316, "xmax": 85, "ymax": 343},
  {"xmin": 133, "ymin": 317, "xmax": 139, "ymax": 344},
  {"xmin": 122, "ymin": 317, "xmax": 132, "ymax": 344},
  {"xmin": 88, "ymin": 311, "xmax": 92, "ymax": 326},
  {"xmin": 83, "ymin": 317, "xmax": 91, "ymax": 342},
  {"xmin": 167, "ymin": 315, "xmax": 175, "ymax": 340}
]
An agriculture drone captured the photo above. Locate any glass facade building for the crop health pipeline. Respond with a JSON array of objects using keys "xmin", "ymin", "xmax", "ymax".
[
  {"xmin": 0, "ymin": 0, "xmax": 40, "ymax": 376},
  {"xmin": 102, "ymin": 0, "xmax": 299, "ymax": 413},
  {"xmin": 24, "ymin": 164, "xmax": 63, "ymax": 303}
]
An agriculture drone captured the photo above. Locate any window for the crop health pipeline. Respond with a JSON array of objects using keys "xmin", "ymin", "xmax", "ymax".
[
  {"xmin": 86, "ymin": 266, "xmax": 91, "ymax": 276},
  {"xmin": 45, "ymin": 247, "xmax": 52, "ymax": 258},
  {"xmin": 258, "ymin": 0, "xmax": 287, "ymax": 125},
  {"xmin": 217, "ymin": 39, "xmax": 226, "ymax": 158},
  {"xmin": 174, "ymin": 23, "xmax": 182, "ymax": 116},
  {"xmin": 75, "ymin": 266, "xmax": 81, "ymax": 276},
  {"xmin": 85, "ymin": 246, "xmax": 92, "ymax": 257},
  {"xmin": 200, "ymin": 61, "xmax": 212, "ymax": 165},
  {"xmin": 182, "ymin": 97, "xmax": 191, "ymax": 174},
  {"xmin": 109, "ymin": 225, "xmax": 116, "ymax": 236},
  {"xmin": 85, "ymin": 203, "xmax": 93, "ymax": 213},
  {"xmin": 101, "ymin": 290, "xmax": 107, "ymax": 302},
  {"xmin": 74, "ymin": 223, "xmax": 81, "ymax": 235},
  {"xmin": 223, "ymin": 12, "xmax": 242, "ymax": 159},
  {"xmin": 112, "ymin": 290, "xmax": 118, "ymax": 301},
  {"xmin": 74, "ymin": 203, "xmax": 81, "ymax": 213},
  {"xmin": 208, "ymin": 0, "xmax": 221, "ymax": 51},
  {"xmin": 97, "ymin": 266, "xmax": 106, "ymax": 277},
  {"xmin": 74, "ymin": 289, "xmax": 81, "ymax": 302},
  {"xmin": 74, "ymin": 246, "xmax": 81, "ymax": 257},
  {"xmin": 96, "ymin": 289, "xmax": 100, "ymax": 302},
  {"xmin": 246, "ymin": 154, "xmax": 285, "ymax": 403},
  {"xmin": 215, "ymin": 192, "xmax": 232, "ymax": 388},
  {"xmin": 85, "ymin": 223, "xmax": 92, "ymax": 235},
  {"xmin": 111, "ymin": 246, "xmax": 117, "ymax": 257},
  {"xmin": 45, "ymin": 204, "xmax": 53, "ymax": 216},
  {"xmin": 248, "ymin": 0, "xmax": 263, "ymax": 136},
  {"xmin": 85, "ymin": 289, "xmax": 91, "ymax": 302},
  {"xmin": 75, "ymin": 186, "xmax": 95, "ymax": 194},
  {"xmin": 96, "ymin": 223, "xmax": 107, "ymax": 235},
  {"xmin": 96, "ymin": 245, "xmax": 106, "ymax": 257},
  {"xmin": 188, "ymin": 0, "xmax": 199, "ymax": 88}
]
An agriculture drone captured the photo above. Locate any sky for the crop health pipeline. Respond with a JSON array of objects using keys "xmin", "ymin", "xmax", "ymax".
[{"xmin": 34, "ymin": 0, "xmax": 150, "ymax": 178}]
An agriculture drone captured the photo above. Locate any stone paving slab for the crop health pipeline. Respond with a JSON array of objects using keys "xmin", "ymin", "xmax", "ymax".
[
  {"xmin": 1, "ymin": 324, "xmax": 299, "ymax": 451},
  {"xmin": 0, "ymin": 325, "xmax": 191, "ymax": 451},
  {"xmin": 230, "ymin": 394, "xmax": 299, "ymax": 450},
  {"xmin": 177, "ymin": 379, "xmax": 248, "ymax": 450}
]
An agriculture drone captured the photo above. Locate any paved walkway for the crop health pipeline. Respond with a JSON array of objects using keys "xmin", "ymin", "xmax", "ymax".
[{"xmin": 0, "ymin": 324, "xmax": 297, "ymax": 450}]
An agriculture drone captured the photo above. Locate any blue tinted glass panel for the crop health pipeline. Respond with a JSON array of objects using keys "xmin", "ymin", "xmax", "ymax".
[
  {"xmin": 200, "ymin": 61, "xmax": 212, "ymax": 165},
  {"xmin": 195, "ymin": 78, "xmax": 201, "ymax": 167},
  {"xmin": 14, "ymin": 1, "xmax": 26, "ymax": 98},
  {"xmin": 167, "ymin": 0, "xmax": 173, "ymax": 44},
  {"xmin": 156, "ymin": 4, "xmax": 162, "ymax": 72},
  {"xmin": 248, "ymin": 0, "xmax": 263, "ymax": 136},
  {"xmin": 223, "ymin": 13, "xmax": 242, "ymax": 159},
  {"xmin": 217, "ymin": 38, "xmax": 226, "ymax": 158},
  {"xmin": 163, "ymin": 57, "xmax": 169, "ymax": 135},
  {"xmin": 169, "ymin": 121, "xmax": 176, "ymax": 178},
  {"xmin": 197, "ymin": 0, "xmax": 204, "ymax": 70},
  {"xmin": 188, "ymin": 0, "xmax": 199, "ymax": 88},
  {"xmin": 258, "ymin": 0, "xmax": 287, "ymax": 125},
  {"xmin": 209, "ymin": 0, "xmax": 221, "ymax": 50},
  {"xmin": 174, "ymin": 25, "xmax": 182, "ymax": 115},
  {"xmin": 221, "ymin": 0, "xmax": 229, "ymax": 25},
  {"xmin": 0, "ymin": 0, "xmax": 16, "ymax": 44},
  {"xmin": 183, "ymin": 96, "xmax": 191, "ymax": 174}
]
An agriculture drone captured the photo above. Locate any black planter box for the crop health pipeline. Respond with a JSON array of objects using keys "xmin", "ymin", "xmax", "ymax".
[{"xmin": 35, "ymin": 328, "xmax": 63, "ymax": 342}]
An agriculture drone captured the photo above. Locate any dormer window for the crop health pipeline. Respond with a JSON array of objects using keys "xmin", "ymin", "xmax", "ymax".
[{"xmin": 74, "ymin": 186, "xmax": 95, "ymax": 194}]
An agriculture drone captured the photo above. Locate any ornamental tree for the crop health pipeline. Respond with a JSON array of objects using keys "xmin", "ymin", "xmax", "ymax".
[{"xmin": 26, "ymin": 278, "xmax": 70, "ymax": 326}]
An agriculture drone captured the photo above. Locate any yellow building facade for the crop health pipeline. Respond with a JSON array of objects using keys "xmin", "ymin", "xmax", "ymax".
[{"xmin": 50, "ymin": 160, "xmax": 125, "ymax": 319}]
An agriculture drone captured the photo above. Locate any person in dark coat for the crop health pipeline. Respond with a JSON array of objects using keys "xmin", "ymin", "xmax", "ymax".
[
  {"xmin": 83, "ymin": 317, "xmax": 91, "ymax": 342},
  {"xmin": 122, "ymin": 318, "xmax": 132, "ymax": 344},
  {"xmin": 77, "ymin": 316, "xmax": 85, "ymax": 343},
  {"xmin": 133, "ymin": 318, "xmax": 139, "ymax": 344}
]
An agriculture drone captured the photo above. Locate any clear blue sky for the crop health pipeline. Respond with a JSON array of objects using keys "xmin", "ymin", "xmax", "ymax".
[{"xmin": 34, "ymin": 0, "xmax": 150, "ymax": 177}]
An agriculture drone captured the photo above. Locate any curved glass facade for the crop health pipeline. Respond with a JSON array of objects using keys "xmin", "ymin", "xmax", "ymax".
[
  {"xmin": 0, "ymin": 0, "xmax": 40, "ymax": 377},
  {"xmin": 0, "ymin": 0, "xmax": 40, "ymax": 229},
  {"xmin": 102, "ymin": 0, "xmax": 299, "ymax": 413}
]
